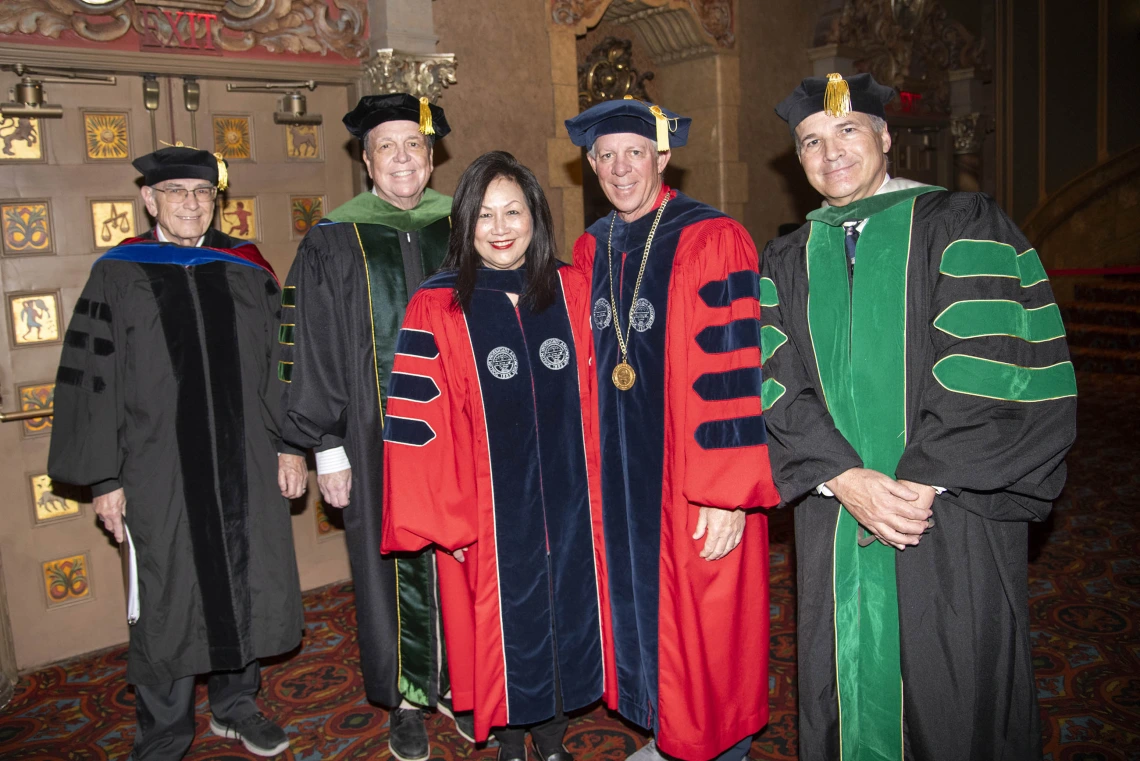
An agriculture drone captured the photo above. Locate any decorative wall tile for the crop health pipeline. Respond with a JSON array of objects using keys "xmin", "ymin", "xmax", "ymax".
[
  {"xmin": 30, "ymin": 474, "xmax": 81, "ymax": 524},
  {"xmin": 7, "ymin": 290, "xmax": 61, "ymax": 347},
  {"xmin": 90, "ymin": 199, "xmax": 136, "ymax": 249},
  {"xmin": 0, "ymin": 116, "xmax": 44, "ymax": 162},
  {"xmin": 83, "ymin": 111, "xmax": 130, "ymax": 161},
  {"xmin": 1, "ymin": 200, "xmax": 54, "ymax": 256},
  {"xmin": 18, "ymin": 381, "xmax": 54, "ymax": 437},
  {"xmin": 42, "ymin": 553, "xmax": 92, "ymax": 609},
  {"xmin": 290, "ymin": 195, "xmax": 325, "ymax": 239},
  {"xmin": 213, "ymin": 115, "xmax": 253, "ymax": 161},
  {"xmin": 219, "ymin": 196, "xmax": 258, "ymax": 240},
  {"xmin": 284, "ymin": 124, "xmax": 321, "ymax": 161}
]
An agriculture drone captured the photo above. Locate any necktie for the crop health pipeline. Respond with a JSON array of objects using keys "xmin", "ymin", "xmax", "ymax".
[{"xmin": 844, "ymin": 222, "xmax": 860, "ymax": 267}]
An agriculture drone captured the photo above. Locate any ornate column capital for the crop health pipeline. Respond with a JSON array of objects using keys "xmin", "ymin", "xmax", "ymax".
[
  {"xmin": 951, "ymin": 112, "xmax": 988, "ymax": 154},
  {"xmin": 362, "ymin": 48, "xmax": 457, "ymax": 101}
]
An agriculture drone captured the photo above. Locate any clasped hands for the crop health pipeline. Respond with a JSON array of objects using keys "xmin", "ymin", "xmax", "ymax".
[{"xmin": 824, "ymin": 467, "xmax": 936, "ymax": 551}]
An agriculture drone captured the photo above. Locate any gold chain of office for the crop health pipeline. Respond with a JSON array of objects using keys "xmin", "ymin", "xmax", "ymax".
[{"xmin": 606, "ymin": 193, "xmax": 670, "ymax": 390}]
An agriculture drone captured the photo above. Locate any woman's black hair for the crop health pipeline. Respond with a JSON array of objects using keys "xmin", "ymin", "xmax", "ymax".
[{"xmin": 442, "ymin": 151, "xmax": 558, "ymax": 313}]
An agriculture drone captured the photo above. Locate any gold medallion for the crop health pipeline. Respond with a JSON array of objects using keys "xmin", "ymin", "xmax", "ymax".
[{"xmin": 612, "ymin": 361, "xmax": 636, "ymax": 390}]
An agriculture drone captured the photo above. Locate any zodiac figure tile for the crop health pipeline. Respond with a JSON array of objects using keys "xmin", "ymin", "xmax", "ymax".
[
  {"xmin": 290, "ymin": 195, "xmax": 325, "ymax": 239},
  {"xmin": 83, "ymin": 112, "xmax": 130, "ymax": 161},
  {"xmin": 0, "ymin": 116, "xmax": 44, "ymax": 162},
  {"xmin": 30, "ymin": 474, "xmax": 82, "ymax": 524},
  {"xmin": 17, "ymin": 381, "xmax": 54, "ymax": 437},
  {"xmin": 90, "ymin": 199, "xmax": 136, "ymax": 249},
  {"xmin": 213, "ymin": 115, "xmax": 253, "ymax": 161},
  {"xmin": 285, "ymin": 124, "xmax": 321, "ymax": 160},
  {"xmin": 220, "ymin": 196, "xmax": 258, "ymax": 240},
  {"xmin": 42, "ymin": 553, "xmax": 92, "ymax": 609},
  {"xmin": 8, "ymin": 291, "xmax": 61, "ymax": 347},
  {"xmin": 1, "ymin": 200, "xmax": 54, "ymax": 256}
]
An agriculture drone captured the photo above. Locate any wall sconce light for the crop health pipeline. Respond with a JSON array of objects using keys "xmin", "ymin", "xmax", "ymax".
[
  {"xmin": 226, "ymin": 80, "xmax": 321, "ymax": 125},
  {"xmin": 183, "ymin": 78, "xmax": 200, "ymax": 112},
  {"xmin": 0, "ymin": 63, "xmax": 115, "ymax": 119}
]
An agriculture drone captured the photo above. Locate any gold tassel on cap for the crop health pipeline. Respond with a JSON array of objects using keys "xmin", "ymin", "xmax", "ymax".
[
  {"xmin": 418, "ymin": 96, "xmax": 435, "ymax": 136},
  {"xmin": 213, "ymin": 153, "xmax": 228, "ymax": 191},
  {"xmin": 824, "ymin": 72, "xmax": 852, "ymax": 118}
]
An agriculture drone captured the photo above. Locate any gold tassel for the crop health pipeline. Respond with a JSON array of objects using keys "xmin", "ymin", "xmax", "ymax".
[
  {"xmin": 418, "ymin": 96, "xmax": 435, "ymax": 136},
  {"xmin": 648, "ymin": 105, "xmax": 671, "ymax": 152},
  {"xmin": 824, "ymin": 73, "xmax": 851, "ymax": 118},
  {"xmin": 213, "ymin": 152, "xmax": 228, "ymax": 191}
]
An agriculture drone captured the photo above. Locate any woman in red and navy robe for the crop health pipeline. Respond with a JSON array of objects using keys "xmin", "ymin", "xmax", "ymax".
[{"xmin": 382, "ymin": 152, "xmax": 613, "ymax": 761}]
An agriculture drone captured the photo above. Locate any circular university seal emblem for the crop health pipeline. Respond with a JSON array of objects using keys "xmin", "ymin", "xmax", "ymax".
[
  {"xmin": 593, "ymin": 298, "xmax": 612, "ymax": 330},
  {"xmin": 539, "ymin": 338, "xmax": 570, "ymax": 370},
  {"xmin": 631, "ymin": 298, "xmax": 656, "ymax": 332},
  {"xmin": 486, "ymin": 347, "xmax": 518, "ymax": 380}
]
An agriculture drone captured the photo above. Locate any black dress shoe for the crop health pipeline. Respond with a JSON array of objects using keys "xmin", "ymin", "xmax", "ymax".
[
  {"xmin": 388, "ymin": 707, "xmax": 429, "ymax": 761},
  {"xmin": 532, "ymin": 743, "xmax": 574, "ymax": 761},
  {"xmin": 498, "ymin": 746, "xmax": 527, "ymax": 761}
]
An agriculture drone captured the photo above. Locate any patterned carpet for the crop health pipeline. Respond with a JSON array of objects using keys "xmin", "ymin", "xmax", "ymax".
[{"xmin": 1, "ymin": 372, "xmax": 1136, "ymax": 761}]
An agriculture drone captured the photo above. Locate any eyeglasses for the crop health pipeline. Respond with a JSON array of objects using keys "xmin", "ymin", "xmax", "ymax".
[{"xmin": 151, "ymin": 186, "xmax": 218, "ymax": 202}]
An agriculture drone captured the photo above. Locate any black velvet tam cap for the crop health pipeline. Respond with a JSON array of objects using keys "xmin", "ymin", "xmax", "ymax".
[
  {"xmin": 132, "ymin": 146, "xmax": 222, "ymax": 187},
  {"xmin": 565, "ymin": 96, "xmax": 690, "ymax": 152},
  {"xmin": 775, "ymin": 72, "xmax": 896, "ymax": 132},
  {"xmin": 342, "ymin": 93, "xmax": 450, "ymax": 141}
]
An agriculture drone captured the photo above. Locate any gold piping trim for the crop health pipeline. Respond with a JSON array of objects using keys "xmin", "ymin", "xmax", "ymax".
[{"xmin": 932, "ymin": 300, "xmax": 1066, "ymax": 343}]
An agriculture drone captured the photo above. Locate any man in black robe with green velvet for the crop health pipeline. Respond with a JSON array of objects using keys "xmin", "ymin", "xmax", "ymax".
[
  {"xmin": 276, "ymin": 93, "xmax": 466, "ymax": 761},
  {"xmin": 761, "ymin": 73, "xmax": 1077, "ymax": 761},
  {"xmin": 49, "ymin": 146, "xmax": 301, "ymax": 760}
]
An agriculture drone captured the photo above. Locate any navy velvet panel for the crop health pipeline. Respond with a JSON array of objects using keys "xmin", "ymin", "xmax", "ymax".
[
  {"xmin": 694, "ymin": 415, "xmax": 769, "ymax": 450},
  {"xmin": 387, "ymin": 372, "xmax": 441, "ymax": 403},
  {"xmin": 73, "ymin": 297, "xmax": 90, "ymax": 316},
  {"xmin": 394, "ymin": 328, "xmax": 440, "ymax": 359},
  {"xmin": 692, "ymin": 367, "xmax": 763, "ymax": 402},
  {"xmin": 698, "ymin": 269, "xmax": 760, "ymax": 308},
  {"xmin": 57, "ymin": 366, "xmax": 84, "ymax": 387},
  {"xmin": 93, "ymin": 337, "xmax": 115, "ymax": 357},
  {"xmin": 696, "ymin": 318, "xmax": 762, "ymax": 354},
  {"xmin": 586, "ymin": 192, "xmax": 724, "ymax": 729},
  {"xmin": 465, "ymin": 271, "xmax": 602, "ymax": 725},
  {"xmin": 383, "ymin": 415, "xmax": 436, "ymax": 446}
]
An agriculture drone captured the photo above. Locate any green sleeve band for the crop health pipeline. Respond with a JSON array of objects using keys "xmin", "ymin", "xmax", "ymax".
[
  {"xmin": 932, "ymin": 354, "xmax": 1077, "ymax": 402},
  {"xmin": 278, "ymin": 323, "xmax": 295, "ymax": 345},
  {"xmin": 933, "ymin": 300, "xmax": 1065, "ymax": 343},
  {"xmin": 761, "ymin": 377, "xmax": 786, "ymax": 411},
  {"xmin": 939, "ymin": 240, "xmax": 1050, "ymax": 288},
  {"xmin": 760, "ymin": 277, "xmax": 779, "ymax": 308},
  {"xmin": 280, "ymin": 286, "xmax": 296, "ymax": 307},
  {"xmin": 760, "ymin": 325, "xmax": 788, "ymax": 364},
  {"xmin": 277, "ymin": 361, "xmax": 293, "ymax": 383}
]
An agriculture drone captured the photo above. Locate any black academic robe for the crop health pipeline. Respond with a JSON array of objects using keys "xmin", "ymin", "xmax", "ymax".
[
  {"xmin": 48, "ymin": 228, "xmax": 303, "ymax": 686},
  {"xmin": 277, "ymin": 207, "xmax": 451, "ymax": 707},
  {"xmin": 760, "ymin": 190, "xmax": 1077, "ymax": 761}
]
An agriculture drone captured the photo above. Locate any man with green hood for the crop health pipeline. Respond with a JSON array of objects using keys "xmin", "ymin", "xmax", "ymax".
[
  {"xmin": 276, "ymin": 93, "xmax": 469, "ymax": 760},
  {"xmin": 761, "ymin": 73, "xmax": 1077, "ymax": 760}
]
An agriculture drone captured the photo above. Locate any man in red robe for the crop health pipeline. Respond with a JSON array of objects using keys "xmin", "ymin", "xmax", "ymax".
[{"xmin": 565, "ymin": 98, "xmax": 780, "ymax": 761}]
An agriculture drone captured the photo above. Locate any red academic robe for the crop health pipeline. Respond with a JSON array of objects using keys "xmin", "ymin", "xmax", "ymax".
[
  {"xmin": 381, "ymin": 266, "xmax": 615, "ymax": 743},
  {"xmin": 573, "ymin": 188, "xmax": 780, "ymax": 760}
]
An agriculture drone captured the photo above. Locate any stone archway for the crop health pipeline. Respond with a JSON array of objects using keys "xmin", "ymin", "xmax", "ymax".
[{"xmin": 546, "ymin": 0, "xmax": 744, "ymax": 254}]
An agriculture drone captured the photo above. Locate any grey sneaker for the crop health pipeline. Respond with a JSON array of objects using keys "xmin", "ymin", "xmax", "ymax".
[
  {"xmin": 437, "ymin": 695, "xmax": 476, "ymax": 743},
  {"xmin": 389, "ymin": 707, "xmax": 430, "ymax": 761},
  {"xmin": 209, "ymin": 712, "xmax": 290, "ymax": 757},
  {"xmin": 625, "ymin": 740, "xmax": 666, "ymax": 761}
]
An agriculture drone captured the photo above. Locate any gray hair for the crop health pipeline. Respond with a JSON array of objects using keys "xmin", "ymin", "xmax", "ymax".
[{"xmin": 793, "ymin": 113, "xmax": 888, "ymax": 157}]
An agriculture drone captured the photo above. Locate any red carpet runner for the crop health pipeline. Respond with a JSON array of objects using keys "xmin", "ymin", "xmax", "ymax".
[{"xmin": 1, "ymin": 372, "xmax": 1136, "ymax": 760}]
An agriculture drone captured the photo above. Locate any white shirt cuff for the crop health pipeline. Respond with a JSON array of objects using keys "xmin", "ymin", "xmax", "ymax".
[
  {"xmin": 315, "ymin": 447, "xmax": 351, "ymax": 475},
  {"xmin": 816, "ymin": 483, "xmax": 835, "ymax": 497}
]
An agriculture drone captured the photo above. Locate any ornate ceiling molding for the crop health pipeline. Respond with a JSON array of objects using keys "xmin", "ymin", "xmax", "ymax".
[
  {"xmin": 552, "ymin": 0, "xmax": 733, "ymax": 62},
  {"xmin": 815, "ymin": 0, "xmax": 983, "ymax": 113},
  {"xmin": 0, "ymin": 0, "xmax": 368, "ymax": 59},
  {"xmin": 362, "ymin": 48, "xmax": 456, "ymax": 102},
  {"xmin": 578, "ymin": 36, "xmax": 653, "ymax": 110}
]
